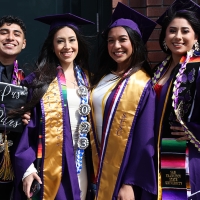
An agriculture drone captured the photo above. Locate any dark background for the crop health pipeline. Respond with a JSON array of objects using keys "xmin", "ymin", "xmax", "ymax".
[{"xmin": 0, "ymin": 0, "xmax": 112, "ymax": 74}]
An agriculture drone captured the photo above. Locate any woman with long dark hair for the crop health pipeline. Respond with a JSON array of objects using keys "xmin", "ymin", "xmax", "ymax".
[
  {"xmin": 89, "ymin": 3, "xmax": 157, "ymax": 200},
  {"xmin": 153, "ymin": 0, "xmax": 200, "ymax": 199},
  {"xmin": 12, "ymin": 13, "xmax": 94, "ymax": 200}
]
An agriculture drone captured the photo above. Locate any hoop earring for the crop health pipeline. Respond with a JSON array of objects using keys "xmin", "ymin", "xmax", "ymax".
[
  {"xmin": 163, "ymin": 40, "xmax": 168, "ymax": 51},
  {"xmin": 194, "ymin": 41, "xmax": 200, "ymax": 51}
]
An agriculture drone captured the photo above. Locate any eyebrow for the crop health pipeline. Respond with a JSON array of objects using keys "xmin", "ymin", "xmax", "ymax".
[
  {"xmin": 56, "ymin": 36, "xmax": 76, "ymax": 39},
  {"xmin": 169, "ymin": 26, "xmax": 190, "ymax": 29},
  {"xmin": 108, "ymin": 35, "xmax": 128, "ymax": 38}
]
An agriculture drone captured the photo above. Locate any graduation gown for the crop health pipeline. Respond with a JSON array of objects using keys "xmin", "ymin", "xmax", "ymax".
[
  {"xmin": 154, "ymin": 54, "xmax": 200, "ymax": 200},
  {"xmin": 13, "ymin": 72, "xmax": 93, "ymax": 200},
  {"xmin": 90, "ymin": 69, "xmax": 157, "ymax": 200}
]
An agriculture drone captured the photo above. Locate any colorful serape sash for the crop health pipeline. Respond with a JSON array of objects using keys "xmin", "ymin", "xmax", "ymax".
[
  {"xmin": 161, "ymin": 138, "xmax": 190, "ymax": 199},
  {"xmin": 90, "ymin": 70, "xmax": 150, "ymax": 199},
  {"xmin": 155, "ymin": 55, "xmax": 200, "ymax": 200}
]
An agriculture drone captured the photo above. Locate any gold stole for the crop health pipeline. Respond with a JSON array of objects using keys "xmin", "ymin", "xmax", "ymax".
[
  {"xmin": 90, "ymin": 70, "xmax": 150, "ymax": 199},
  {"xmin": 41, "ymin": 77, "xmax": 63, "ymax": 199}
]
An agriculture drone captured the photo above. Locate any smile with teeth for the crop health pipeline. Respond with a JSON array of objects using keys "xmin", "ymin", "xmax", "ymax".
[
  {"xmin": 4, "ymin": 43, "xmax": 15, "ymax": 47},
  {"xmin": 173, "ymin": 43, "xmax": 184, "ymax": 47},
  {"xmin": 62, "ymin": 51, "xmax": 73, "ymax": 57},
  {"xmin": 114, "ymin": 51, "xmax": 125, "ymax": 56}
]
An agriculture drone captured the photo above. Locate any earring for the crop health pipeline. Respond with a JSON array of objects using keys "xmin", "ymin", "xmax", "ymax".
[
  {"xmin": 194, "ymin": 41, "xmax": 199, "ymax": 51},
  {"xmin": 163, "ymin": 40, "xmax": 168, "ymax": 51}
]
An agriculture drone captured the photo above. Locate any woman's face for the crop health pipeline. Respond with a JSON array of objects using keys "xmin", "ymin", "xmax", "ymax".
[
  {"xmin": 165, "ymin": 17, "xmax": 198, "ymax": 57},
  {"xmin": 53, "ymin": 26, "xmax": 78, "ymax": 67},
  {"xmin": 107, "ymin": 26, "xmax": 133, "ymax": 69}
]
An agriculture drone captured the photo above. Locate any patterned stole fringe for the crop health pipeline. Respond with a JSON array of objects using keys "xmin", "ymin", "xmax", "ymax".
[{"xmin": 161, "ymin": 139, "xmax": 190, "ymax": 199}]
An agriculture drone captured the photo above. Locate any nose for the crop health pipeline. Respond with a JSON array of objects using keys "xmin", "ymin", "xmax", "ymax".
[
  {"xmin": 175, "ymin": 30, "xmax": 182, "ymax": 40},
  {"xmin": 63, "ymin": 42, "xmax": 70, "ymax": 49},
  {"xmin": 114, "ymin": 40, "xmax": 121, "ymax": 48},
  {"xmin": 6, "ymin": 33, "xmax": 14, "ymax": 40}
]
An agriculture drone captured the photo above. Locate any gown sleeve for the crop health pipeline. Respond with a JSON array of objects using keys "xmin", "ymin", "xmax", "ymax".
[
  {"xmin": 122, "ymin": 81, "xmax": 157, "ymax": 196},
  {"xmin": 14, "ymin": 73, "xmax": 40, "ymax": 195},
  {"xmin": 186, "ymin": 71, "xmax": 200, "ymax": 141}
]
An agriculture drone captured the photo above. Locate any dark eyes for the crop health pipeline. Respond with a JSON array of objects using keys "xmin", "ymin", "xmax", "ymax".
[
  {"xmin": 57, "ymin": 40, "xmax": 64, "ymax": 44},
  {"xmin": 0, "ymin": 31, "xmax": 21, "ymax": 37},
  {"xmin": 57, "ymin": 38, "xmax": 76, "ymax": 43},
  {"xmin": 69, "ymin": 38, "xmax": 76, "ymax": 42},
  {"xmin": 169, "ymin": 29, "xmax": 190, "ymax": 34},
  {"xmin": 107, "ymin": 39, "xmax": 114, "ymax": 43},
  {"xmin": 107, "ymin": 38, "xmax": 127, "ymax": 43},
  {"xmin": 14, "ymin": 33, "xmax": 21, "ymax": 37},
  {"xmin": 0, "ymin": 31, "xmax": 7, "ymax": 35}
]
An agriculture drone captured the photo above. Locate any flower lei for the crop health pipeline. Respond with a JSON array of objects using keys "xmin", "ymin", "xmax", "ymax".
[
  {"xmin": 152, "ymin": 55, "xmax": 171, "ymax": 85},
  {"xmin": 152, "ymin": 50, "xmax": 200, "ymax": 151},
  {"xmin": 74, "ymin": 65, "xmax": 91, "ymax": 174}
]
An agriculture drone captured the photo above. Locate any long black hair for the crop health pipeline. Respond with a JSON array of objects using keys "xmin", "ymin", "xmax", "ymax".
[
  {"xmin": 11, "ymin": 25, "xmax": 90, "ymax": 116},
  {"xmin": 91, "ymin": 26, "xmax": 152, "ymax": 87},
  {"xmin": 159, "ymin": 9, "xmax": 200, "ymax": 54}
]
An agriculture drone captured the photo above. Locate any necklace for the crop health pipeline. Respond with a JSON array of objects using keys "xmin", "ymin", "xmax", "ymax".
[{"xmin": 65, "ymin": 78, "xmax": 78, "ymax": 88}]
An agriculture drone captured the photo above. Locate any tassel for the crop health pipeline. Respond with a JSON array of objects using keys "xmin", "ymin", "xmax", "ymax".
[{"xmin": 0, "ymin": 135, "xmax": 14, "ymax": 181}]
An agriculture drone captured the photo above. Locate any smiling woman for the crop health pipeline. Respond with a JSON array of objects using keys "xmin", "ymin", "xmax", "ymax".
[
  {"xmin": 11, "ymin": 13, "xmax": 94, "ymax": 200},
  {"xmin": 107, "ymin": 26, "xmax": 133, "ymax": 73},
  {"xmin": 89, "ymin": 2, "xmax": 157, "ymax": 200},
  {"xmin": 53, "ymin": 27, "xmax": 78, "ymax": 70},
  {"xmin": 152, "ymin": 0, "xmax": 200, "ymax": 199}
]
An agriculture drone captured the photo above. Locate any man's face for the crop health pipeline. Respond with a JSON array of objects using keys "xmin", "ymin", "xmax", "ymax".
[{"xmin": 0, "ymin": 23, "xmax": 26, "ymax": 59}]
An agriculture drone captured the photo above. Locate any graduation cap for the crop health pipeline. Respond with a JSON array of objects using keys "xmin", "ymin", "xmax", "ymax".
[
  {"xmin": 34, "ymin": 13, "xmax": 94, "ymax": 32},
  {"xmin": 104, "ymin": 2, "xmax": 157, "ymax": 43},
  {"xmin": 157, "ymin": 0, "xmax": 200, "ymax": 26}
]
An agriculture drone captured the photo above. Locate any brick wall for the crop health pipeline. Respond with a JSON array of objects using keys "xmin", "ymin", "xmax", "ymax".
[{"xmin": 112, "ymin": 0, "xmax": 200, "ymax": 67}]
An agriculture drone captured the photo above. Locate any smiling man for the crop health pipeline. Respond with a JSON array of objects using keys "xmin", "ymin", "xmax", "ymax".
[{"xmin": 0, "ymin": 15, "xmax": 26, "ymax": 200}]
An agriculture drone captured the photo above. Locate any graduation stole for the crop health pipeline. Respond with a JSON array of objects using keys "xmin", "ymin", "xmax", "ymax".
[
  {"xmin": 90, "ymin": 70, "xmax": 150, "ymax": 200},
  {"xmin": 153, "ymin": 52, "xmax": 200, "ymax": 200},
  {"xmin": 38, "ymin": 66, "xmax": 89, "ymax": 199},
  {"xmin": 0, "ymin": 60, "xmax": 25, "ymax": 182}
]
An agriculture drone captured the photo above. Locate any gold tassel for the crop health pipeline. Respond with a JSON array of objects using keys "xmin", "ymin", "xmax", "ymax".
[{"xmin": 0, "ymin": 135, "xmax": 14, "ymax": 181}]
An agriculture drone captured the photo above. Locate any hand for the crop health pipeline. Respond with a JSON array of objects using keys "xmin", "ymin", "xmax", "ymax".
[
  {"xmin": 117, "ymin": 184, "xmax": 135, "ymax": 200},
  {"xmin": 21, "ymin": 109, "xmax": 31, "ymax": 125},
  {"xmin": 23, "ymin": 172, "xmax": 42, "ymax": 198},
  {"xmin": 170, "ymin": 126, "xmax": 190, "ymax": 141}
]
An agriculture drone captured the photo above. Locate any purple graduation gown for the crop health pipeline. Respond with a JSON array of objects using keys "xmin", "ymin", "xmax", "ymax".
[
  {"xmin": 155, "ymin": 64, "xmax": 200, "ymax": 199},
  {"xmin": 13, "ymin": 73, "xmax": 93, "ymax": 200},
  {"xmin": 93, "ymin": 79, "xmax": 157, "ymax": 199}
]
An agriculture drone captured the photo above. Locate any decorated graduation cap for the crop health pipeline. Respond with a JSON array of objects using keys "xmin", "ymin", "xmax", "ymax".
[
  {"xmin": 157, "ymin": 0, "xmax": 200, "ymax": 26},
  {"xmin": 103, "ymin": 2, "xmax": 157, "ymax": 43},
  {"xmin": 34, "ymin": 13, "xmax": 94, "ymax": 32}
]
